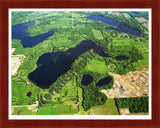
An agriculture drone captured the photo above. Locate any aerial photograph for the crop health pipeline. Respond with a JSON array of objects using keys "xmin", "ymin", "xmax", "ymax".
[{"xmin": 10, "ymin": 9, "xmax": 150, "ymax": 117}]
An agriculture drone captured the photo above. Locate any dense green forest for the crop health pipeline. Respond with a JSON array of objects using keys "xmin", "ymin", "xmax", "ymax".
[
  {"xmin": 115, "ymin": 97, "xmax": 149, "ymax": 113},
  {"xmin": 75, "ymin": 70, "xmax": 113, "ymax": 111}
]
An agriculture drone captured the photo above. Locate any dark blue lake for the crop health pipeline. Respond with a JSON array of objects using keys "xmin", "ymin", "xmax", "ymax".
[
  {"xmin": 28, "ymin": 40, "xmax": 110, "ymax": 89},
  {"xmin": 87, "ymin": 15, "xmax": 141, "ymax": 36},
  {"xmin": 96, "ymin": 76, "xmax": 112, "ymax": 87},
  {"xmin": 131, "ymin": 12, "xmax": 139, "ymax": 15},
  {"xmin": 81, "ymin": 74, "xmax": 93, "ymax": 86},
  {"xmin": 115, "ymin": 55, "xmax": 129, "ymax": 61},
  {"xmin": 12, "ymin": 21, "xmax": 55, "ymax": 48}
]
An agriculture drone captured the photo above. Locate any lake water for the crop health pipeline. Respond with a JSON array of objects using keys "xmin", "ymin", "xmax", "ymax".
[
  {"xmin": 12, "ymin": 19, "xmax": 128, "ymax": 89},
  {"xmin": 12, "ymin": 21, "xmax": 55, "ymax": 48},
  {"xmin": 28, "ymin": 40, "xmax": 110, "ymax": 89},
  {"xmin": 115, "ymin": 55, "xmax": 129, "ymax": 60},
  {"xmin": 87, "ymin": 15, "xmax": 141, "ymax": 36},
  {"xmin": 96, "ymin": 76, "xmax": 112, "ymax": 87},
  {"xmin": 131, "ymin": 12, "xmax": 139, "ymax": 15},
  {"xmin": 81, "ymin": 74, "xmax": 93, "ymax": 86}
]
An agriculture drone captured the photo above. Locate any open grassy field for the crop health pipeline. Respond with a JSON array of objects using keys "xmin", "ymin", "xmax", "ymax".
[
  {"xmin": 38, "ymin": 104, "xmax": 78, "ymax": 115},
  {"xmin": 12, "ymin": 106, "xmax": 37, "ymax": 115},
  {"xmin": 92, "ymin": 29, "xmax": 103, "ymax": 39},
  {"xmin": 85, "ymin": 58, "xmax": 108, "ymax": 73}
]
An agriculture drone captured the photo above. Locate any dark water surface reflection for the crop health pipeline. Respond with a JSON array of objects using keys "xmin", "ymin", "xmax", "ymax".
[
  {"xmin": 87, "ymin": 15, "xmax": 141, "ymax": 36},
  {"xmin": 96, "ymin": 76, "xmax": 112, "ymax": 87},
  {"xmin": 81, "ymin": 74, "xmax": 93, "ymax": 86},
  {"xmin": 12, "ymin": 21, "xmax": 55, "ymax": 48},
  {"xmin": 28, "ymin": 40, "xmax": 110, "ymax": 89}
]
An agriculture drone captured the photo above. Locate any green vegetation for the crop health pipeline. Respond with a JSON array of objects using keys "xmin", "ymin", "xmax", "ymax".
[
  {"xmin": 104, "ymin": 11, "xmax": 149, "ymax": 35},
  {"xmin": 75, "ymin": 69, "xmax": 113, "ymax": 111},
  {"xmin": 115, "ymin": 97, "xmax": 149, "ymax": 113},
  {"xmin": 84, "ymin": 54, "xmax": 108, "ymax": 73},
  {"xmin": 79, "ymin": 98, "xmax": 119, "ymax": 115},
  {"xmin": 81, "ymin": 84, "xmax": 107, "ymax": 111},
  {"xmin": 11, "ymin": 11, "xmax": 149, "ymax": 115},
  {"xmin": 92, "ymin": 29, "xmax": 103, "ymax": 39},
  {"xmin": 38, "ymin": 104, "xmax": 77, "ymax": 115},
  {"xmin": 12, "ymin": 106, "xmax": 37, "ymax": 115}
]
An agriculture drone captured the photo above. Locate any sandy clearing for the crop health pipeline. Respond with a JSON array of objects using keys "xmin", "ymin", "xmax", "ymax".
[
  {"xmin": 120, "ymin": 108, "xmax": 130, "ymax": 115},
  {"xmin": 11, "ymin": 108, "xmax": 14, "ymax": 114},
  {"xmin": 108, "ymin": 11, "xmax": 119, "ymax": 16},
  {"xmin": 122, "ymin": 13, "xmax": 130, "ymax": 18},
  {"xmin": 101, "ymin": 71, "xmax": 149, "ymax": 98},
  {"xmin": 11, "ymin": 48, "xmax": 25, "ymax": 75},
  {"xmin": 108, "ymin": 11, "xmax": 113, "ymax": 14},
  {"xmin": 114, "ymin": 12, "xmax": 119, "ymax": 16}
]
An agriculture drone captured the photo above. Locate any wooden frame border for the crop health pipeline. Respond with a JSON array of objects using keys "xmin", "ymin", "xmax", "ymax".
[{"xmin": 0, "ymin": 0, "xmax": 160, "ymax": 128}]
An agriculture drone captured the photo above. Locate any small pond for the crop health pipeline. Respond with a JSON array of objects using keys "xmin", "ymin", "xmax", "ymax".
[
  {"xmin": 115, "ymin": 55, "xmax": 129, "ymax": 61},
  {"xmin": 131, "ymin": 12, "xmax": 139, "ymax": 15},
  {"xmin": 27, "ymin": 92, "xmax": 32, "ymax": 97},
  {"xmin": 81, "ymin": 74, "xmax": 93, "ymax": 86},
  {"xmin": 96, "ymin": 76, "xmax": 112, "ymax": 87}
]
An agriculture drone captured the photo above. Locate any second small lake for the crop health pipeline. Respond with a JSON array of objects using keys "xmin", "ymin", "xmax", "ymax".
[
  {"xmin": 12, "ymin": 21, "xmax": 55, "ymax": 48},
  {"xmin": 87, "ymin": 15, "xmax": 141, "ymax": 36},
  {"xmin": 81, "ymin": 74, "xmax": 93, "ymax": 86},
  {"xmin": 96, "ymin": 76, "xmax": 112, "ymax": 87},
  {"xmin": 131, "ymin": 12, "xmax": 139, "ymax": 15}
]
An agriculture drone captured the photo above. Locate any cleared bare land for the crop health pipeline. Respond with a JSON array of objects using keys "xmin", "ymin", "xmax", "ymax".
[
  {"xmin": 101, "ymin": 71, "xmax": 149, "ymax": 98},
  {"xmin": 120, "ymin": 108, "xmax": 130, "ymax": 115},
  {"xmin": 122, "ymin": 13, "xmax": 130, "ymax": 18},
  {"xmin": 114, "ymin": 12, "xmax": 119, "ymax": 16},
  {"xmin": 108, "ymin": 11, "xmax": 119, "ymax": 16},
  {"xmin": 135, "ymin": 17, "xmax": 149, "ymax": 29},
  {"xmin": 136, "ymin": 17, "xmax": 148, "ymax": 23},
  {"xmin": 11, "ymin": 48, "xmax": 25, "ymax": 75}
]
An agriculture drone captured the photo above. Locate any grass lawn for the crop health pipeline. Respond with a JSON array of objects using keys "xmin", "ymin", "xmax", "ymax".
[
  {"xmin": 38, "ymin": 104, "xmax": 78, "ymax": 115},
  {"xmin": 85, "ymin": 58, "xmax": 108, "ymax": 73},
  {"xmin": 92, "ymin": 29, "xmax": 103, "ymax": 39},
  {"xmin": 12, "ymin": 106, "xmax": 37, "ymax": 115}
]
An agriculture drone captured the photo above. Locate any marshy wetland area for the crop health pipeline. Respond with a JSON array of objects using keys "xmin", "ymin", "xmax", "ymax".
[{"xmin": 11, "ymin": 10, "xmax": 149, "ymax": 116}]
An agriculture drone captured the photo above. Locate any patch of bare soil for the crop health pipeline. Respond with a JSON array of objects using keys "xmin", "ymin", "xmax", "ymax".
[
  {"xmin": 11, "ymin": 108, "xmax": 14, "ymax": 114},
  {"xmin": 120, "ymin": 108, "xmax": 130, "ymax": 115},
  {"xmin": 101, "ymin": 71, "xmax": 149, "ymax": 98},
  {"xmin": 11, "ymin": 48, "xmax": 25, "ymax": 75},
  {"xmin": 16, "ymin": 109, "xmax": 22, "ymax": 115},
  {"xmin": 136, "ymin": 17, "xmax": 148, "ymax": 23},
  {"xmin": 114, "ymin": 12, "xmax": 119, "ymax": 16},
  {"xmin": 108, "ymin": 11, "xmax": 119, "ymax": 16},
  {"xmin": 122, "ymin": 13, "xmax": 130, "ymax": 18}
]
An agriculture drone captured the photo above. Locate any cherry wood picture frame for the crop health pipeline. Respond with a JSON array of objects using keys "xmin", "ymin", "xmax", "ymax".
[{"xmin": 0, "ymin": 0, "xmax": 160, "ymax": 128}]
